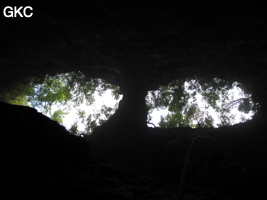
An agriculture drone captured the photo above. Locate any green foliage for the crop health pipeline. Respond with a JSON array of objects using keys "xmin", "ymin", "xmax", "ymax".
[
  {"xmin": 72, "ymin": 105, "xmax": 118, "ymax": 135},
  {"xmin": 69, "ymin": 121, "xmax": 80, "ymax": 135},
  {"xmin": 147, "ymin": 77, "xmax": 255, "ymax": 128},
  {"xmin": 2, "ymin": 71, "xmax": 120, "ymax": 134},
  {"xmin": 50, "ymin": 109, "xmax": 69, "ymax": 124},
  {"xmin": 0, "ymin": 78, "xmax": 36, "ymax": 106},
  {"xmin": 27, "ymin": 72, "xmax": 98, "ymax": 112}
]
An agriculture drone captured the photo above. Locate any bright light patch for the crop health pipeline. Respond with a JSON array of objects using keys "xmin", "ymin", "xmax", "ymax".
[
  {"xmin": 26, "ymin": 72, "xmax": 122, "ymax": 135},
  {"xmin": 26, "ymin": 73, "xmax": 256, "ymax": 132},
  {"xmin": 146, "ymin": 78, "xmax": 256, "ymax": 128},
  {"xmin": 61, "ymin": 89, "xmax": 122, "ymax": 132}
]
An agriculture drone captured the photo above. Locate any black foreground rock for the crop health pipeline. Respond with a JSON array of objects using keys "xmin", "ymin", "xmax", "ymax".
[{"xmin": 1, "ymin": 102, "xmax": 267, "ymax": 199}]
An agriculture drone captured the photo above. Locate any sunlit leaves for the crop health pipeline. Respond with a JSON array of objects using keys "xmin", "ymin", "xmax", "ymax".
[
  {"xmin": 28, "ymin": 74, "xmax": 73, "ymax": 112},
  {"xmin": 3, "ymin": 71, "xmax": 121, "ymax": 135},
  {"xmin": 0, "ymin": 78, "xmax": 36, "ymax": 106},
  {"xmin": 26, "ymin": 71, "xmax": 118, "ymax": 114},
  {"xmin": 147, "ymin": 77, "xmax": 256, "ymax": 128},
  {"xmin": 73, "ymin": 105, "xmax": 116, "ymax": 134},
  {"xmin": 50, "ymin": 109, "xmax": 69, "ymax": 124},
  {"xmin": 27, "ymin": 71, "xmax": 120, "ymax": 112},
  {"xmin": 69, "ymin": 121, "xmax": 79, "ymax": 135},
  {"xmin": 238, "ymin": 98, "xmax": 254, "ymax": 114}
]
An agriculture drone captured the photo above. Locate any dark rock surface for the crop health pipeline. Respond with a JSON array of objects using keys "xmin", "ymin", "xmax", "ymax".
[
  {"xmin": 0, "ymin": 101, "xmax": 90, "ymax": 169},
  {"xmin": 1, "ymin": 1, "xmax": 267, "ymax": 199},
  {"xmin": 0, "ymin": 102, "xmax": 177, "ymax": 199}
]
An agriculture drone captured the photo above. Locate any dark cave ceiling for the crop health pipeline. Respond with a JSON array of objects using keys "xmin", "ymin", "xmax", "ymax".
[{"xmin": 1, "ymin": 0, "xmax": 267, "ymax": 92}]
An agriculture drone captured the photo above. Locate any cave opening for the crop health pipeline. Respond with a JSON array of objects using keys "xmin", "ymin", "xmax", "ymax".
[
  {"xmin": 146, "ymin": 77, "xmax": 257, "ymax": 128},
  {"xmin": 1, "ymin": 72, "xmax": 258, "ymax": 133},
  {"xmin": 0, "ymin": 71, "xmax": 122, "ymax": 135}
]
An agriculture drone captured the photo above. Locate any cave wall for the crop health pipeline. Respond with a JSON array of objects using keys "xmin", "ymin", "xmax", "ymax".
[
  {"xmin": 1, "ymin": 0, "xmax": 267, "ymax": 160},
  {"xmin": 1, "ymin": 2, "xmax": 267, "ymax": 198},
  {"xmin": 1, "ymin": 0, "xmax": 267, "ymax": 154},
  {"xmin": 1, "ymin": 1, "xmax": 267, "ymax": 90}
]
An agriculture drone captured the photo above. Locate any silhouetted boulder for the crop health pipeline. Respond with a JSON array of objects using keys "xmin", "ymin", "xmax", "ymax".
[{"xmin": 0, "ymin": 102, "xmax": 90, "ymax": 170}]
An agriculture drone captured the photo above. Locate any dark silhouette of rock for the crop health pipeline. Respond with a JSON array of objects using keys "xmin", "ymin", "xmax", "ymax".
[{"xmin": 0, "ymin": 102, "xmax": 90, "ymax": 170}]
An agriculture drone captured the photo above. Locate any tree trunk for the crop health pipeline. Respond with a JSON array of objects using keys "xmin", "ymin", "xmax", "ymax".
[
  {"xmin": 116, "ymin": 83, "xmax": 148, "ymax": 130},
  {"xmin": 90, "ymin": 78, "xmax": 148, "ymax": 143}
]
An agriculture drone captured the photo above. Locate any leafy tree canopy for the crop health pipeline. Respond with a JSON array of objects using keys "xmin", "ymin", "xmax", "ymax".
[
  {"xmin": 1, "ymin": 72, "xmax": 257, "ymax": 134},
  {"xmin": 146, "ymin": 77, "xmax": 257, "ymax": 128},
  {"xmin": 1, "ymin": 71, "xmax": 121, "ymax": 135}
]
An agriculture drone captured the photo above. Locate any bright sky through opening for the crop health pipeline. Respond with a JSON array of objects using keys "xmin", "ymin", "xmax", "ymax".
[
  {"xmin": 45, "ymin": 80, "xmax": 255, "ymax": 133},
  {"xmin": 147, "ymin": 81, "xmax": 254, "ymax": 128}
]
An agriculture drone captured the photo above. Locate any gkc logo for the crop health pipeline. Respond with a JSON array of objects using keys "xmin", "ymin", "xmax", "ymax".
[{"xmin": 3, "ymin": 6, "xmax": 33, "ymax": 18}]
